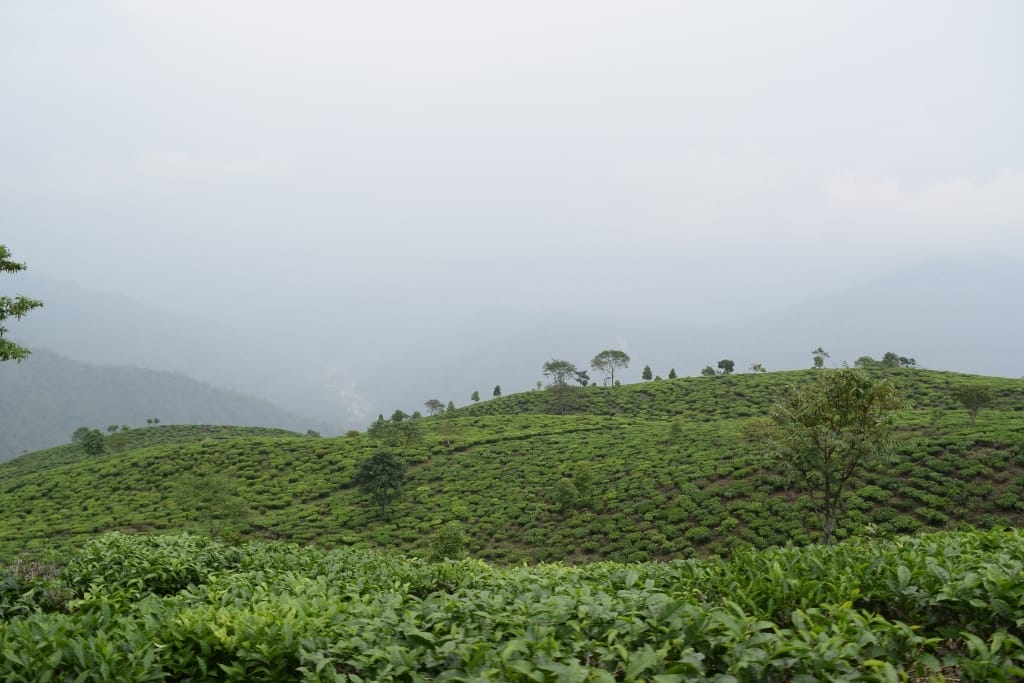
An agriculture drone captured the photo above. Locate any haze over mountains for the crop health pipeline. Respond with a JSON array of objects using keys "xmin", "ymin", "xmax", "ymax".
[
  {"xmin": 0, "ymin": 348, "xmax": 325, "ymax": 460},
  {"xmin": 8, "ymin": 254, "xmax": 1021, "ymax": 449}
]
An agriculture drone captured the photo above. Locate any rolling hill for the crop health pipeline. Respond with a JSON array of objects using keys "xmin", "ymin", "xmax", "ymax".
[
  {"xmin": 0, "ymin": 349, "xmax": 329, "ymax": 460},
  {"xmin": 1, "ymin": 367, "xmax": 1021, "ymax": 564}
]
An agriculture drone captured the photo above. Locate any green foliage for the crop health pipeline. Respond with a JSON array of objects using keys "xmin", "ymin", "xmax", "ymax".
[
  {"xmin": 1, "ymin": 369, "xmax": 1023, "ymax": 565},
  {"xmin": 717, "ymin": 359, "xmax": 735, "ymax": 375},
  {"xmin": 668, "ymin": 368, "xmax": 677, "ymax": 379},
  {"xmin": 0, "ymin": 245, "xmax": 43, "ymax": 363},
  {"xmin": 424, "ymin": 398, "xmax": 444, "ymax": 415},
  {"xmin": 641, "ymin": 364, "xmax": 652, "ymax": 381},
  {"xmin": 471, "ymin": 390, "xmax": 480, "ymax": 403},
  {"xmin": 429, "ymin": 521, "xmax": 468, "ymax": 561},
  {"xmin": 79, "ymin": 429, "xmax": 105, "ymax": 456},
  {"xmin": 768, "ymin": 369, "xmax": 908, "ymax": 544},
  {"xmin": 176, "ymin": 472, "xmax": 250, "ymax": 540},
  {"xmin": 367, "ymin": 418, "xmax": 425, "ymax": 449},
  {"xmin": 4, "ymin": 530, "xmax": 1024, "ymax": 680},
  {"xmin": 353, "ymin": 451, "xmax": 406, "ymax": 517},
  {"xmin": 492, "ymin": 385, "xmax": 501, "ymax": 398},
  {"xmin": 700, "ymin": 365, "xmax": 716, "ymax": 377},
  {"xmin": 957, "ymin": 385, "xmax": 992, "ymax": 424},
  {"xmin": 590, "ymin": 349, "xmax": 630, "ymax": 386},
  {"xmin": 811, "ymin": 346, "xmax": 830, "ymax": 369}
]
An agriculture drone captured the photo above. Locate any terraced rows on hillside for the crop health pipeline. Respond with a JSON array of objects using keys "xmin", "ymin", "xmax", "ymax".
[{"xmin": 1, "ymin": 369, "xmax": 1022, "ymax": 563}]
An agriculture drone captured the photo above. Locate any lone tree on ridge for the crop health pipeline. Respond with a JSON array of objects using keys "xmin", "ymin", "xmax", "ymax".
[{"xmin": 590, "ymin": 349, "xmax": 630, "ymax": 386}]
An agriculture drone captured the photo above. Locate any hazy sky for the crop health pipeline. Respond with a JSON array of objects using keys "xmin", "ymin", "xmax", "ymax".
[{"xmin": 3, "ymin": 1, "xmax": 1023, "ymax": 327}]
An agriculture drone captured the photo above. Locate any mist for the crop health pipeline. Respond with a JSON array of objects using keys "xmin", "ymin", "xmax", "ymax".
[{"xmin": 2, "ymin": 1, "xmax": 1022, "ymax": 428}]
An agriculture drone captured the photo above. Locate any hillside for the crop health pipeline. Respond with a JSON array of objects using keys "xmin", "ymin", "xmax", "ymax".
[
  {"xmin": 0, "ymin": 348, "xmax": 329, "ymax": 459},
  {"xmin": 1, "ymin": 368, "xmax": 1022, "ymax": 563}
]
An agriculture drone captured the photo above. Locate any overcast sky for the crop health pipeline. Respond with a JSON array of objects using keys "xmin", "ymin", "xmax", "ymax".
[{"xmin": 3, "ymin": 1, "xmax": 1023, "ymax": 328}]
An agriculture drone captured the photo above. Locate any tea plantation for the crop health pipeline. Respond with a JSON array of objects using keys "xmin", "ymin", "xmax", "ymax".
[
  {"xmin": 2, "ymin": 368, "xmax": 1024, "ymax": 679},
  {"xmin": 2, "ymin": 529, "xmax": 1024, "ymax": 680},
  {"xmin": 1, "ymin": 369, "xmax": 1021, "ymax": 563}
]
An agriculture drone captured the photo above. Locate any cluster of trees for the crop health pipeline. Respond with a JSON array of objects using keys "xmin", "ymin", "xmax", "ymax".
[{"xmin": 855, "ymin": 352, "xmax": 918, "ymax": 369}]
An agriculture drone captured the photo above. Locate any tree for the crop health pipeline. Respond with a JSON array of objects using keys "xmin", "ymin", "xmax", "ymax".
[
  {"xmin": 700, "ymin": 365, "xmax": 717, "ymax": 377},
  {"xmin": 749, "ymin": 363, "xmax": 767, "ymax": 373},
  {"xmin": 717, "ymin": 359, "xmax": 735, "ymax": 375},
  {"xmin": 574, "ymin": 369, "xmax": 590, "ymax": 387},
  {"xmin": 107, "ymin": 425, "xmax": 119, "ymax": 434},
  {"xmin": 353, "ymin": 451, "xmax": 406, "ymax": 517},
  {"xmin": 641, "ymin": 365, "xmax": 653, "ymax": 381},
  {"xmin": 668, "ymin": 368, "xmax": 677, "ymax": 379},
  {"xmin": 590, "ymin": 350, "xmax": 630, "ymax": 386},
  {"xmin": 71, "ymin": 426, "xmax": 91, "ymax": 442},
  {"xmin": 811, "ymin": 347, "xmax": 830, "ymax": 369},
  {"xmin": 390, "ymin": 409, "xmax": 408, "ymax": 423},
  {"xmin": 854, "ymin": 356, "xmax": 879, "ymax": 369},
  {"xmin": 446, "ymin": 400, "xmax": 456, "ymax": 412},
  {"xmin": 492, "ymin": 385, "xmax": 501, "ymax": 398},
  {"xmin": 471, "ymin": 390, "xmax": 480, "ymax": 403},
  {"xmin": 80, "ymin": 429, "xmax": 106, "ymax": 456},
  {"xmin": 0, "ymin": 246, "xmax": 43, "ymax": 363},
  {"xmin": 542, "ymin": 359, "xmax": 583, "ymax": 414},
  {"xmin": 956, "ymin": 386, "xmax": 991, "ymax": 425},
  {"xmin": 542, "ymin": 359, "xmax": 579, "ymax": 388},
  {"xmin": 766, "ymin": 368, "xmax": 906, "ymax": 544},
  {"xmin": 424, "ymin": 399, "xmax": 444, "ymax": 416},
  {"xmin": 368, "ymin": 418, "xmax": 425, "ymax": 449}
]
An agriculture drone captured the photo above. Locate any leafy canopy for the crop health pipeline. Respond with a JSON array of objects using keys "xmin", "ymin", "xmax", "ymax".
[
  {"xmin": 768, "ymin": 368, "xmax": 907, "ymax": 544},
  {"xmin": 353, "ymin": 451, "xmax": 406, "ymax": 517},
  {"xmin": 590, "ymin": 349, "xmax": 630, "ymax": 386},
  {"xmin": 0, "ymin": 245, "xmax": 43, "ymax": 363}
]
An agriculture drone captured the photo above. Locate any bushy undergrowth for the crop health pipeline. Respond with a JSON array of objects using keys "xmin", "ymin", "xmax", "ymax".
[{"xmin": 2, "ymin": 530, "xmax": 1024, "ymax": 681}]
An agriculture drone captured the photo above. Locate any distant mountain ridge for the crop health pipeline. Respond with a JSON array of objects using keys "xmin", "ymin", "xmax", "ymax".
[
  {"xmin": 0, "ymin": 349, "xmax": 327, "ymax": 460},
  {"xmin": 10, "ymin": 255, "xmax": 1023, "ymax": 428}
]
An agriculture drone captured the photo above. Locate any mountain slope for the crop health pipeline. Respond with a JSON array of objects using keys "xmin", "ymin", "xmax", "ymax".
[
  {"xmin": 2, "ymin": 368, "xmax": 1022, "ymax": 563},
  {"xmin": 0, "ymin": 349, "xmax": 327, "ymax": 459}
]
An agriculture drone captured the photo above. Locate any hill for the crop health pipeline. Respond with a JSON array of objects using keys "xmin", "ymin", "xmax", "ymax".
[
  {"xmin": 0, "ymin": 368, "xmax": 1022, "ymax": 563},
  {"xmin": 0, "ymin": 349, "xmax": 328, "ymax": 460}
]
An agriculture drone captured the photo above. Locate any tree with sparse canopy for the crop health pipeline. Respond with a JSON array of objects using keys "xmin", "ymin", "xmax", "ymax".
[
  {"xmin": 766, "ymin": 368, "xmax": 907, "ymax": 544},
  {"xmin": 955, "ymin": 386, "xmax": 991, "ymax": 425},
  {"xmin": 424, "ymin": 399, "xmax": 444, "ymax": 416},
  {"xmin": 0, "ymin": 245, "xmax": 43, "ymax": 363},
  {"xmin": 353, "ymin": 451, "xmax": 406, "ymax": 517},
  {"xmin": 542, "ymin": 359, "xmax": 584, "ymax": 414},
  {"xmin": 590, "ymin": 349, "xmax": 630, "ymax": 386},
  {"xmin": 542, "ymin": 359, "xmax": 579, "ymax": 388},
  {"xmin": 811, "ymin": 347, "xmax": 830, "ymax": 369}
]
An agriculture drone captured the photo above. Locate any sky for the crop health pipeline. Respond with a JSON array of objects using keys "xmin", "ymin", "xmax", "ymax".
[{"xmin": 2, "ymin": 2, "xmax": 1023, "ymax": 420}]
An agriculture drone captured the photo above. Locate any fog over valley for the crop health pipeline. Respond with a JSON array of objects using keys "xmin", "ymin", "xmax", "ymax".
[{"xmin": 2, "ymin": 1, "xmax": 1022, "ymax": 436}]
